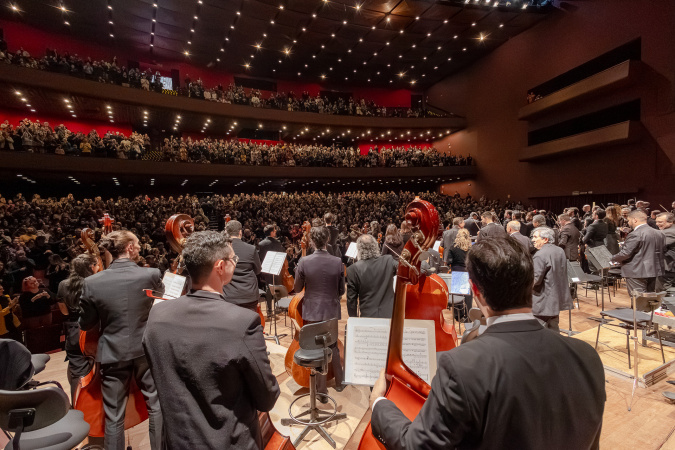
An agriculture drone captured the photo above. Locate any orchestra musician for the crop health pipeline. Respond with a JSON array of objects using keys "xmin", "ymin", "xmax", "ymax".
[
  {"xmin": 324, "ymin": 212, "xmax": 342, "ymax": 258},
  {"xmin": 558, "ymin": 214, "xmax": 580, "ymax": 261},
  {"xmin": 143, "ymin": 231, "xmax": 279, "ymax": 449},
  {"xmin": 368, "ymin": 237, "xmax": 606, "ymax": 449},
  {"xmin": 506, "ymin": 221, "xmax": 534, "ymax": 254},
  {"xmin": 442, "ymin": 217, "xmax": 463, "ymax": 264},
  {"xmin": 347, "ymin": 234, "xmax": 398, "ymax": 318},
  {"xmin": 222, "ymin": 220, "xmax": 262, "ymax": 312},
  {"xmin": 294, "ymin": 223, "xmax": 346, "ymax": 397},
  {"xmin": 610, "ymin": 210, "xmax": 666, "ymax": 295},
  {"xmin": 78, "ymin": 230, "xmax": 163, "ymax": 450},
  {"xmin": 656, "ymin": 212, "xmax": 675, "ymax": 291},
  {"xmin": 531, "ymin": 227, "xmax": 573, "ymax": 331},
  {"xmin": 476, "ymin": 211, "xmax": 506, "ymax": 242}
]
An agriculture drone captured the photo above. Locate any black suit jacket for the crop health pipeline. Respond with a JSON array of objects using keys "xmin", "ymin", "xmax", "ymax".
[
  {"xmin": 143, "ymin": 290, "xmax": 279, "ymax": 450},
  {"xmin": 223, "ymin": 238, "xmax": 262, "ymax": 308},
  {"xmin": 519, "ymin": 220, "xmax": 534, "ymax": 238},
  {"xmin": 347, "ymin": 255, "xmax": 398, "ymax": 318},
  {"xmin": 294, "ymin": 249, "xmax": 345, "ymax": 321},
  {"xmin": 257, "ymin": 236, "xmax": 284, "ymax": 285},
  {"xmin": 463, "ymin": 219, "xmax": 480, "ymax": 237},
  {"xmin": 79, "ymin": 258, "xmax": 163, "ymax": 364},
  {"xmin": 558, "ymin": 223, "xmax": 581, "ymax": 261},
  {"xmin": 476, "ymin": 222, "xmax": 506, "ymax": 242},
  {"xmin": 326, "ymin": 225, "xmax": 342, "ymax": 258},
  {"xmin": 441, "ymin": 226, "xmax": 460, "ymax": 263},
  {"xmin": 611, "ymin": 224, "xmax": 665, "ymax": 278},
  {"xmin": 371, "ymin": 319, "xmax": 605, "ymax": 450},
  {"xmin": 509, "ymin": 232, "xmax": 534, "ymax": 254},
  {"xmin": 583, "ymin": 220, "xmax": 608, "ymax": 248}
]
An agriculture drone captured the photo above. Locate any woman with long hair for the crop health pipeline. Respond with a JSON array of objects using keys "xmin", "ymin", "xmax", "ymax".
[
  {"xmin": 57, "ymin": 253, "xmax": 98, "ymax": 403},
  {"xmin": 381, "ymin": 224, "xmax": 404, "ymax": 258},
  {"xmin": 18, "ymin": 276, "xmax": 55, "ymax": 329},
  {"xmin": 448, "ymin": 228, "xmax": 471, "ymax": 272},
  {"xmin": 604, "ymin": 205, "xmax": 622, "ymax": 255}
]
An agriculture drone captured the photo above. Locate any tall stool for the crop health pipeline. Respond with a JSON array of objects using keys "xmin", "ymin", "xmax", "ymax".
[{"xmin": 280, "ymin": 319, "xmax": 347, "ymax": 448}]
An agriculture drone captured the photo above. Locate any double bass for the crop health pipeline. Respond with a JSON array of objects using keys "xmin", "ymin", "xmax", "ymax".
[
  {"xmin": 358, "ymin": 198, "xmax": 439, "ymax": 449},
  {"xmin": 75, "ymin": 217, "xmax": 149, "ymax": 438},
  {"xmin": 284, "ymin": 221, "xmax": 343, "ymax": 387}
]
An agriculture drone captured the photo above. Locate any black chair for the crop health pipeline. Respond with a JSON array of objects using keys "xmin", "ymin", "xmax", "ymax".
[
  {"xmin": 280, "ymin": 319, "xmax": 346, "ymax": 448},
  {"xmin": 595, "ymin": 291, "xmax": 667, "ymax": 368},
  {"xmin": 265, "ymin": 285, "xmax": 290, "ymax": 345},
  {"xmin": 0, "ymin": 387, "xmax": 90, "ymax": 450}
]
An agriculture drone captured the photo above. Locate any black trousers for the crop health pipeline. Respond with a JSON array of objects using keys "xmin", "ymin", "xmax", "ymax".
[
  {"xmin": 626, "ymin": 277, "xmax": 657, "ymax": 297},
  {"xmin": 100, "ymin": 356, "xmax": 162, "ymax": 450}
]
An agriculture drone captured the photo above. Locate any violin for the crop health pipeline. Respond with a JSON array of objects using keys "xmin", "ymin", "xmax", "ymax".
[
  {"xmin": 285, "ymin": 221, "xmax": 344, "ymax": 387},
  {"xmin": 358, "ymin": 198, "xmax": 439, "ymax": 449},
  {"xmin": 75, "ymin": 218, "xmax": 149, "ymax": 437}
]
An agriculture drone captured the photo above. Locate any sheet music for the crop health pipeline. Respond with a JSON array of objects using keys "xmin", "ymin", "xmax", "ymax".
[
  {"xmin": 433, "ymin": 240, "xmax": 442, "ymax": 252},
  {"xmin": 344, "ymin": 318, "xmax": 436, "ymax": 386},
  {"xmin": 345, "ymin": 242, "xmax": 358, "ymax": 259},
  {"xmin": 158, "ymin": 272, "xmax": 187, "ymax": 304},
  {"xmin": 261, "ymin": 251, "xmax": 286, "ymax": 276}
]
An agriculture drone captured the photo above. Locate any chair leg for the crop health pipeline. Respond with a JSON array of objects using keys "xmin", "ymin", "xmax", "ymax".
[
  {"xmin": 656, "ymin": 325, "xmax": 665, "ymax": 364},
  {"xmin": 595, "ymin": 324, "xmax": 601, "ymax": 350},
  {"xmin": 626, "ymin": 331, "xmax": 631, "ymax": 370}
]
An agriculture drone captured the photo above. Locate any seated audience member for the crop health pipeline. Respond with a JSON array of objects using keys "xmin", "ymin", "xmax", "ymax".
[
  {"xmin": 143, "ymin": 231, "xmax": 279, "ymax": 449},
  {"xmin": 368, "ymin": 237, "xmax": 606, "ymax": 449}
]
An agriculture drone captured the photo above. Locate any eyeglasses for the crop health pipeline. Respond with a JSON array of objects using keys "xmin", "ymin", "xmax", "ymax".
[{"xmin": 224, "ymin": 255, "xmax": 239, "ymax": 266}]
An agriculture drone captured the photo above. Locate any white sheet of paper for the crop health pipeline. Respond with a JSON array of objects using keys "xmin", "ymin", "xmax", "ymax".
[
  {"xmin": 344, "ymin": 317, "xmax": 437, "ymax": 386},
  {"xmin": 160, "ymin": 272, "xmax": 187, "ymax": 303},
  {"xmin": 571, "ymin": 277, "xmax": 580, "ymax": 283},
  {"xmin": 261, "ymin": 251, "xmax": 286, "ymax": 276},
  {"xmin": 345, "ymin": 242, "xmax": 358, "ymax": 259},
  {"xmin": 433, "ymin": 240, "xmax": 442, "ymax": 252}
]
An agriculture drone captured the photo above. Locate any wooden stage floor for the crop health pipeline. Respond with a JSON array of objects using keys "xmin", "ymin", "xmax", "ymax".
[{"xmin": 17, "ymin": 283, "xmax": 675, "ymax": 449}]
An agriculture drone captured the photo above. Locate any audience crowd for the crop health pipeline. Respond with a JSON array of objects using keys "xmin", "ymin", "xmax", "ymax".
[
  {"xmin": 1, "ymin": 119, "xmax": 472, "ymax": 167},
  {"xmin": 0, "ymin": 45, "xmax": 443, "ymax": 118}
]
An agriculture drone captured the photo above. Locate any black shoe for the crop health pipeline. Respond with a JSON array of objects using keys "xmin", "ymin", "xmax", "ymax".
[
  {"xmin": 334, "ymin": 383, "xmax": 346, "ymax": 393},
  {"xmin": 318, "ymin": 394, "xmax": 329, "ymax": 404}
]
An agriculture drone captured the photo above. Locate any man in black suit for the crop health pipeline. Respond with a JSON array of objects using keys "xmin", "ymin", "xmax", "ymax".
[
  {"xmin": 294, "ymin": 224, "xmax": 345, "ymax": 396},
  {"xmin": 143, "ymin": 231, "xmax": 279, "ymax": 450},
  {"xmin": 222, "ymin": 220, "xmax": 262, "ymax": 312},
  {"xmin": 582, "ymin": 208, "xmax": 608, "ymax": 248},
  {"xmin": 463, "ymin": 212, "xmax": 480, "ymax": 238},
  {"xmin": 656, "ymin": 212, "xmax": 675, "ymax": 290},
  {"xmin": 442, "ymin": 218, "xmax": 463, "ymax": 264},
  {"xmin": 347, "ymin": 234, "xmax": 398, "ymax": 318},
  {"xmin": 532, "ymin": 227, "xmax": 573, "ymax": 331},
  {"xmin": 257, "ymin": 223, "xmax": 284, "ymax": 289},
  {"xmin": 506, "ymin": 220, "xmax": 533, "ymax": 253},
  {"xmin": 369, "ymin": 237, "xmax": 605, "ymax": 450},
  {"xmin": 566, "ymin": 207, "xmax": 583, "ymax": 231},
  {"xmin": 582, "ymin": 204, "xmax": 592, "ymax": 221},
  {"xmin": 79, "ymin": 230, "xmax": 163, "ymax": 450},
  {"xmin": 558, "ymin": 214, "xmax": 581, "ymax": 261},
  {"xmin": 502, "ymin": 209, "xmax": 513, "ymax": 232},
  {"xmin": 611, "ymin": 210, "xmax": 666, "ymax": 295},
  {"xmin": 477, "ymin": 211, "xmax": 506, "ymax": 242},
  {"xmin": 514, "ymin": 211, "xmax": 533, "ymax": 238},
  {"xmin": 324, "ymin": 212, "xmax": 342, "ymax": 258}
]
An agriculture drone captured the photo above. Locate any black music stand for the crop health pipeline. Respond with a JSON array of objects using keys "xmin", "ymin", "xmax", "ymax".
[{"xmin": 586, "ymin": 245, "xmax": 615, "ymax": 310}]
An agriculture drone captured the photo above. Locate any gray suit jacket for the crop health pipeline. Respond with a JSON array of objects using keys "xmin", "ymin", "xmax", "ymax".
[
  {"xmin": 79, "ymin": 258, "xmax": 163, "ymax": 364},
  {"xmin": 611, "ymin": 224, "xmax": 665, "ymax": 278},
  {"xmin": 442, "ymin": 226, "xmax": 460, "ymax": 263},
  {"xmin": 662, "ymin": 226, "xmax": 675, "ymax": 273},
  {"xmin": 477, "ymin": 222, "xmax": 506, "ymax": 242},
  {"xmin": 509, "ymin": 232, "xmax": 534, "ymax": 254},
  {"xmin": 294, "ymin": 249, "xmax": 345, "ymax": 322},
  {"xmin": 347, "ymin": 255, "xmax": 397, "ymax": 318},
  {"xmin": 223, "ymin": 238, "xmax": 262, "ymax": 307},
  {"xmin": 371, "ymin": 319, "xmax": 605, "ymax": 450},
  {"xmin": 532, "ymin": 244, "xmax": 573, "ymax": 316},
  {"xmin": 558, "ymin": 223, "xmax": 580, "ymax": 261}
]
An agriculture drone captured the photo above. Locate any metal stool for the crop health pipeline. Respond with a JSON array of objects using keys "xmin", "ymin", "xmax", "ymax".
[{"xmin": 280, "ymin": 319, "xmax": 346, "ymax": 448}]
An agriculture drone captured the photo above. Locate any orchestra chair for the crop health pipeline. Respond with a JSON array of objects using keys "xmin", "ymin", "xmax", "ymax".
[
  {"xmin": 595, "ymin": 291, "xmax": 666, "ymax": 369},
  {"xmin": 280, "ymin": 319, "xmax": 347, "ymax": 448},
  {"xmin": 0, "ymin": 339, "xmax": 89, "ymax": 450},
  {"xmin": 269, "ymin": 285, "xmax": 292, "ymax": 327}
]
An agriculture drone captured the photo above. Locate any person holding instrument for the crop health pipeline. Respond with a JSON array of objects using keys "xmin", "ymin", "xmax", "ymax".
[
  {"xmin": 369, "ymin": 237, "xmax": 605, "ymax": 449},
  {"xmin": 143, "ymin": 231, "xmax": 279, "ymax": 449},
  {"xmin": 79, "ymin": 230, "xmax": 164, "ymax": 450},
  {"xmin": 294, "ymin": 223, "xmax": 345, "ymax": 397}
]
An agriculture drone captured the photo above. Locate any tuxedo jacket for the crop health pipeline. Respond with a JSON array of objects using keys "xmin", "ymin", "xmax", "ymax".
[
  {"xmin": 583, "ymin": 220, "xmax": 608, "ymax": 248},
  {"xmin": 532, "ymin": 244, "xmax": 573, "ymax": 316},
  {"xmin": 347, "ymin": 255, "xmax": 398, "ymax": 318},
  {"xmin": 79, "ymin": 258, "xmax": 163, "ymax": 364},
  {"xmin": 371, "ymin": 319, "xmax": 606, "ymax": 450},
  {"xmin": 143, "ymin": 290, "xmax": 279, "ymax": 450},
  {"xmin": 558, "ymin": 223, "xmax": 581, "ymax": 261},
  {"xmin": 294, "ymin": 249, "xmax": 345, "ymax": 321},
  {"xmin": 611, "ymin": 224, "xmax": 665, "ymax": 278},
  {"xmin": 223, "ymin": 238, "xmax": 262, "ymax": 308},
  {"xmin": 476, "ymin": 222, "xmax": 506, "ymax": 242}
]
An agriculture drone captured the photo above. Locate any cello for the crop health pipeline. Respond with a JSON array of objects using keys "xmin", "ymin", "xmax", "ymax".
[
  {"xmin": 75, "ymin": 218, "xmax": 149, "ymax": 438},
  {"xmin": 405, "ymin": 273, "xmax": 457, "ymax": 352},
  {"xmin": 358, "ymin": 198, "xmax": 439, "ymax": 449},
  {"xmin": 284, "ymin": 221, "xmax": 344, "ymax": 388}
]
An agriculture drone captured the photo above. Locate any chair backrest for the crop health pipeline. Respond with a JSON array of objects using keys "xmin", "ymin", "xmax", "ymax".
[
  {"xmin": 634, "ymin": 291, "xmax": 666, "ymax": 313},
  {"xmin": 268, "ymin": 284, "xmax": 289, "ymax": 300},
  {"xmin": 0, "ymin": 387, "xmax": 69, "ymax": 432},
  {"xmin": 0, "ymin": 339, "xmax": 34, "ymax": 391},
  {"xmin": 298, "ymin": 319, "xmax": 338, "ymax": 350}
]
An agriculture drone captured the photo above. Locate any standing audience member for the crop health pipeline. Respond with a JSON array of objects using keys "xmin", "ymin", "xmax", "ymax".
[
  {"xmin": 610, "ymin": 210, "xmax": 665, "ymax": 295},
  {"xmin": 18, "ymin": 276, "xmax": 55, "ymax": 329},
  {"xmin": 0, "ymin": 284, "xmax": 20, "ymax": 341},
  {"xmin": 143, "ymin": 231, "xmax": 279, "ymax": 449}
]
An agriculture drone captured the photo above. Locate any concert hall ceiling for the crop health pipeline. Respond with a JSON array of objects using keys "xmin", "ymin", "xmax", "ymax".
[{"xmin": 2, "ymin": 0, "xmax": 553, "ymax": 89}]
